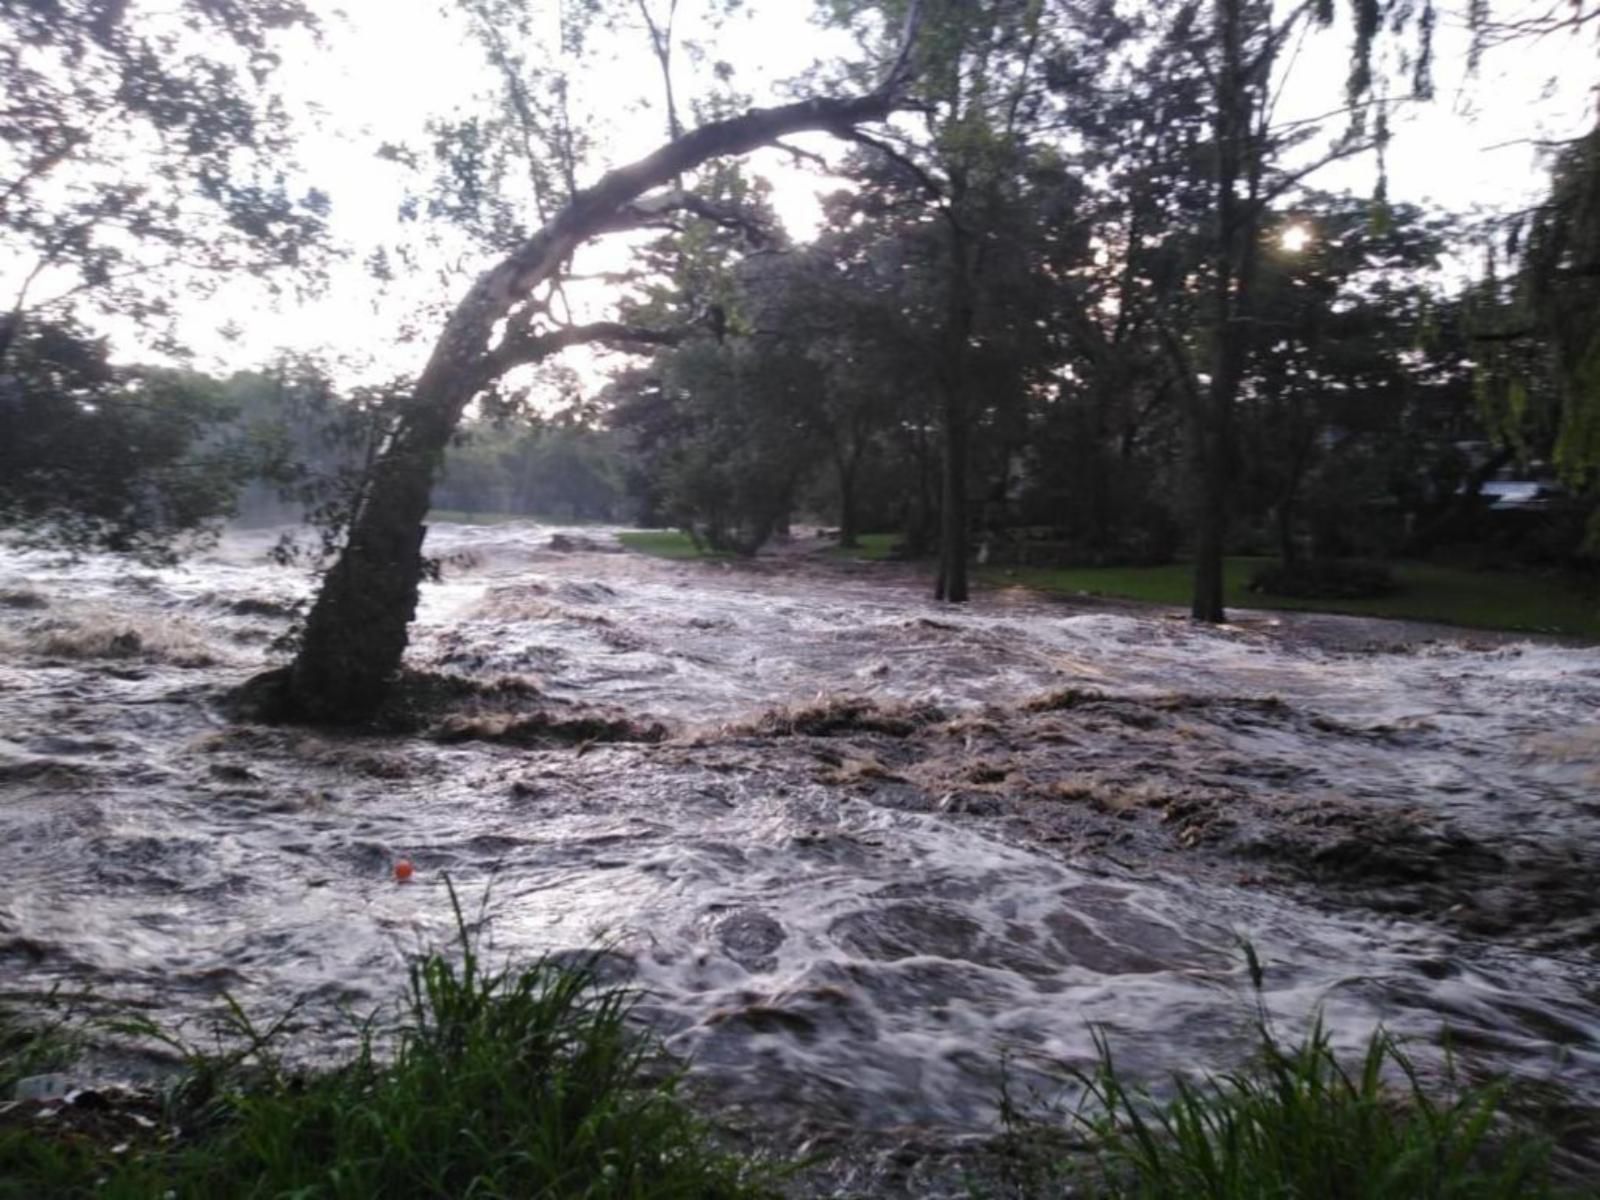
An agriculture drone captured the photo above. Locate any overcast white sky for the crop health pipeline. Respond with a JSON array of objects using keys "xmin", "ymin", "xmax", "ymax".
[{"xmin": 190, "ymin": 0, "xmax": 1597, "ymax": 384}]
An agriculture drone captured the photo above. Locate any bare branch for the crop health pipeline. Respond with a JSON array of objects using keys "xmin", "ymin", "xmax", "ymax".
[
  {"xmin": 1252, "ymin": 133, "xmax": 1376, "ymax": 210},
  {"xmin": 600, "ymin": 189, "xmax": 778, "ymax": 244},
  {"xmin": 486, "ymin": 319, "xmax": 687, "ymax": 377},
  {"xmin": 836, "ymin": 128, "xmax": 945, "ymax": 205},
  {"xmin": 771, "ymin": 139, "xmax": 836, "ymax": 172},
  {"xmin": 874, "ymin": 0, "xmax": 924, "ymax": 102}
]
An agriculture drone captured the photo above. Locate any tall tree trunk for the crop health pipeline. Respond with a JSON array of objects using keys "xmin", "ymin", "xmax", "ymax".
[
  {"xmin": 837, "ymin": 452, "xmax": 861, "ymax": 548},
  {"xmin": 909, "ymin": 420, "xmax": 934, "ymax": 556},
  {"xmin": 1276, "ymin": 492, "xmax": 1298, "ymax": 568},
  {"xmin": 937, "ymin": 392, "xmax": 969, "ymax": 600},
  {"xmin": 1190, "ymin": 417, "xmax": 1229, "ymax": 621},
  {"xmin": 0, "ymin": 310, "xmax": 18, "ymax": 370},
  {"xmin": 1190, "ymin": 0, "xmax": 1256, "ymax": 625},
  {"xmin": 935, "ymin": 224, "xmax": 973, "ymax": 603}
]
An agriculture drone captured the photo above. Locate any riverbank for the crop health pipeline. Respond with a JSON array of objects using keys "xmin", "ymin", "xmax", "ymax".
[
  {"xmin": 618, "ymin": 529, "xmax": 1599, "ymax": 639},
  {"xmin": 1, "ymin": 942, "xmax": 1577, "ymax": 1198}
]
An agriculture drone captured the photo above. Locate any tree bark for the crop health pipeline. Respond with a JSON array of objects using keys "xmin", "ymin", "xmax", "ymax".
[
  {"xmin": 1275, "ymin": 492, "xmax": 1298, "ymax": 568},
  {"xmin": 904, "ymin": 419, "xmax": 934, "ymax": 557},
  {"xmin": 287, "ymin": 341, "xmax": 482, "ymax": 721},
  {"xmin": 935, "ymin": 223, "xmax": 973, "ymax": 603},
  {"xmin": 1190, "ymin": 418, "xmax": 1229, "ymax": 622},
  {"xmin": 836, "ymin": 446, "xmax": 862, "ymax": 548},
  {"xmin": 1189, "ymin": 0, "xmax": 1259, "ymax": 625}
]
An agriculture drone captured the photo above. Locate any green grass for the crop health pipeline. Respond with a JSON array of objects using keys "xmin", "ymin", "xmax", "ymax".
[
  {"xmin": 0, "ymin": 998, "xmax": 79, "ymax": 1099},
  {"xmin": 1045, "ymin": 1025, "xmax": 1565, "ymax": 1198},
  {"xmin": 617, "ymin": 529, "xmax": 726, "ymax": 559},
  {"xmin": 825, "ymin": 532, "xmax": 901, "ymax": 561},
  {"xmin": 994, "ymin": 949, "xmax": 1573, "ymax": 1199},
  {"xmin": 976, "ymin": 556, "xmax": 1600, "ymax": 639},
  {"xmin": 0, "ymin": 892, "xmax": 770, "ymax": 1200}
]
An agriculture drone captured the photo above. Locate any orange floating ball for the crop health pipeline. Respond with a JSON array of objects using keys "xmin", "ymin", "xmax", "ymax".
[{"xmin": 394, "ymin": 859, "xmax": 414, "ymax": 882}]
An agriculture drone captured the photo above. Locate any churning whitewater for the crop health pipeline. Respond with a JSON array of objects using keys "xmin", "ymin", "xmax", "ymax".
[{"xmin": 1, "ymin": 521, "xmax": 1597, "ymax": 1155}]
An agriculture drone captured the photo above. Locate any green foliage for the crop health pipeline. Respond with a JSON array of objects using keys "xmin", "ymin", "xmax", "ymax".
[
  {"xmin": 0, "ymin": 999, "xmax": 80, "ymax": 1100},
  {"xmin": 0, "ymin": 0, "xmax": 326, "ymax": 349},
  {"xmin": 0, "ymin": 890, "xmax": 770, "ymax": 1200},
  {"xmin": 981, "ymin": 556, "xmax": 1600, "ymax": 638},
  {"xmin": 993, "ymin": 947, "xmax": 1564, "ymax": 1199},
  {"xmin": 1052, "ymin": 1020, "xmax": 1559, "ymax": 1199},
  {"xmin": 0, "ymin": 319, "xmax": 285, "ymax": 562},
  {"xmin": 1529, "ymin": 127, "xmax": 1600, "ymax": 486},
  {"xmin": 1469, "ymin": 125, "xmax": 1600, "ymax": 554},
  {"xmin": 435, "ymin": 419, "xmax": 632, "ymax": 522},
  {"xmin": 613, "ymin": 337, "xmax": 822, "ymax": 556}
]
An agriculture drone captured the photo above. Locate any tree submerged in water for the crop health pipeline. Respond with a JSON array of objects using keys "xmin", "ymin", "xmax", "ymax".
[{"xmin": 251, "ymin": 0, "xmax": 928, "ymax": 724}]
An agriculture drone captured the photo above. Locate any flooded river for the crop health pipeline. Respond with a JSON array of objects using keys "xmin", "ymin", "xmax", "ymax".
[{"xmin": 2, "ymin": 521, "xmax": 1598, "ymax": 1186}]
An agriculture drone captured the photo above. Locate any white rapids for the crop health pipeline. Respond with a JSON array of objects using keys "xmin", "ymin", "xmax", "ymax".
[{"xmin": 1, "ymin": 520, "xmax": 1596, "ymax": 1153}]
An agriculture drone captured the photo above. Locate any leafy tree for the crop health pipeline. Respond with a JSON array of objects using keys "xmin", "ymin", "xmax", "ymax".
[
  {"xmin": 0, "ymin": 0, "xmax": 327, "ymax": 364},
  {"xmin": 663, "ymin": 337, "xmax": 823, "ymax": 553},
  {"xmin": 1521, "ymin": 126, "xmax": 1600, "ymax": 494},
  {"xmin": 822, "ymin": 0, "xmax": 1071, "ymax": 601},
  {"xmin": 432, "ymin": 417, "xmax": 632, "ymax": 521},
  {"xmin": 274, "ymin": 0, "xmax": 928, "ymax": 721},
  {"xmin": 0, "ymin": 318, "xmax": 282, "ymax": 561},
  {"xmin": 732, "ymin": 238, "xmax": 919, "ymax": 548},
  {"xmin": 1147, "ymin": 0, "xmax": 1419, "ymax": 621},
  {"xmin": 1237, "ymin": 195, "xmax": 1466, "ymax": 565}
]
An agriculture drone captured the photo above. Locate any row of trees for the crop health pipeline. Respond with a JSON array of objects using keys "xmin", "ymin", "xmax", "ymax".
[
  {"xmin": 4, "ymin": 0, "xmax": 1596, "ymax": 721},
  {"xmin": 605, "ymin": 184, "xmax": 1493, "ymax": 562}
]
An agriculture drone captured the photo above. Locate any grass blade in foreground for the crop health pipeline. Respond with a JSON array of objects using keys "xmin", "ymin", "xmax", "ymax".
[
  {"xmin": 990, "ymin": 952, "xmax": 1575, "ymax": 1200},
  {"xmin": 0, "ymin": 887, "xmax": 771, "ymax": 1199}
]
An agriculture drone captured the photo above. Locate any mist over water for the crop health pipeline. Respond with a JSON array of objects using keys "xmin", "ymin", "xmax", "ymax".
[{"xmin": 1, "ymin": 520, "xmax": 1597, "ymax": 1160}]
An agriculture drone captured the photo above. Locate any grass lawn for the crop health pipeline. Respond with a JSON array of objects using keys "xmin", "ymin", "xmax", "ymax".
[
  {"xmin": 617, "ymin": 529, "xmax": 727, "ymax": 559},
  {"xmin": 825, "ymin": 532, "xmax": 902, "ymax": 561},
  {"xmin": 978, "ymin": 556, "xmax": 1600, "ymax": 639}
]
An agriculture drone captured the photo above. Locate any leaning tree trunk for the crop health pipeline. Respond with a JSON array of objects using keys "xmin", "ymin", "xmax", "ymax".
[
  {"xmin": 253, "ymin": 10, "xmax": 925, "ymax": 723},
  {"xmin": 286, "ymin": 352, "xmax": 480, "ymax": 721}
]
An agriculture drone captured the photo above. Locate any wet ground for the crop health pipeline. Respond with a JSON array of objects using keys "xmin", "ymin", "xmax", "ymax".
[{"xmin": 1, "ymin": 522, "xmax": 1598, "ymax": 1192}]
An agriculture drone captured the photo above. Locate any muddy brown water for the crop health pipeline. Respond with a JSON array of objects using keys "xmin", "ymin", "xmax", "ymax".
[{"xmin": 1, "ymin": 522, "xmax": 1598, "ymax": 1187}]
